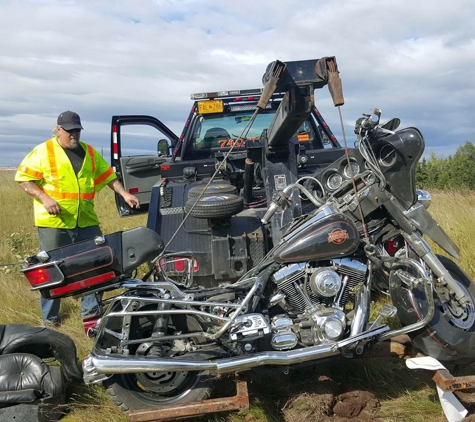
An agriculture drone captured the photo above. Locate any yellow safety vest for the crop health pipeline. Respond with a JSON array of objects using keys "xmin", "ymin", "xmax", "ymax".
[{"xmin": 15, "ymin": 138, "xmax": 117, "ymax": 228}]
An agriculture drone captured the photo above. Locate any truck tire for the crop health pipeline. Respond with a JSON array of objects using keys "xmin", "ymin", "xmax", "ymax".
[
  {"xmin": 187, "ymin": 184, "xmax": 237, "ymax": 200},
  {"xmin": 185, "ymin": 194, "xmax": 244, "ymax": 219}
]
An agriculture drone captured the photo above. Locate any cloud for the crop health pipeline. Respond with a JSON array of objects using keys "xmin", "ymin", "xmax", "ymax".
[{"xmin": 0, "ymin": 0, "xmax": 474, "ymax": 167}]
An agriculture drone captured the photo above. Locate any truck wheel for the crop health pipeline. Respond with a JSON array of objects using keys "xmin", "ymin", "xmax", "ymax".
[
  {"xmin": 188, "ymin": 184, "xmax": 237, "ymax": 200},
  {"xmin": 390, "ymin": 254, "xmax": 475, "ymax": 363},
  {"xmin": 185, "ymin": 194, "xmax": 244, "ymax": 219}
]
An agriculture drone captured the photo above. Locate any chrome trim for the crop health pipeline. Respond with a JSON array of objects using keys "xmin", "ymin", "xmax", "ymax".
[
  {"xmin": 415, "ymin": 189, "xmax": 432, "ymax": 209},
  {"xmin": 22, "ymin": 261, "xmax": 65, "ymax": 290},
  {"xmin": 86, "ymin": 326, "xmax": 389, "ymax": 377},
  {"xmin": 380, "ymin": 257, "xmax": 435, "ymax": 340}
]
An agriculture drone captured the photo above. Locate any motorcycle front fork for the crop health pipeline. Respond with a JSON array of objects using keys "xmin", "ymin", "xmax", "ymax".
[{"xmin": 402, "ymin": 231, "xmax": 469, "ymax": 307}]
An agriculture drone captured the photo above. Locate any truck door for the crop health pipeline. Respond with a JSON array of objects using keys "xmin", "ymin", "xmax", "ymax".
[{"xmin": 111, "ymin": 115, "xmax": 179, "ymax": 217}]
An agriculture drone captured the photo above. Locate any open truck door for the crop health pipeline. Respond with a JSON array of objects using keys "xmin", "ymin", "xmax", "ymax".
[{"xmin": 111, "ymin": 115, "xmax": 179, "ymax": 217}]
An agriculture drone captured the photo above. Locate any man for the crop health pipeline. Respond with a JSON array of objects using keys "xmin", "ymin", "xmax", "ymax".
[{"xmin": 15, "ymin": 110, "xmax": 140, "ymax": 327}]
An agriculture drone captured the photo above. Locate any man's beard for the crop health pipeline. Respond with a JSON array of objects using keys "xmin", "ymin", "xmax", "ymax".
[{"xmin": 68, "ymin": 137, "xmax": 79, "ymax": 149}]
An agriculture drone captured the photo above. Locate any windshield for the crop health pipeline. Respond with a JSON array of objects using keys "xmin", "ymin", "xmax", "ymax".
[{"xmin": 191, "ymin": 110, "xmax": 315, "ymax": 151}]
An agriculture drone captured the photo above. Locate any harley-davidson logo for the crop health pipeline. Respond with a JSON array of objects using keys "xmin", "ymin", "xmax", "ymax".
[{"xmin": 328, "ymin": 229, "xmax": 349, "ymax": 244}]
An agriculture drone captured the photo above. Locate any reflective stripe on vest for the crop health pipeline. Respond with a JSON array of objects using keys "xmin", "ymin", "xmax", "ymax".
[
  {"xmin": 45, "ymin": 139, "xmax": 96, "ymax": 200},
  {"xmin": 18, "ymin": 166, "xmax": 43, "ymax": 179},
  {"xmin": 94, "ymin": 167, "xmax": 114, "ymax": 186}
]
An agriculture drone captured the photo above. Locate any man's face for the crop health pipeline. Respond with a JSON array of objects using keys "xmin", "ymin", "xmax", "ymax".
[{"xmin": 57, "ymin": 125, "xmax": 81, "ymax": 149}]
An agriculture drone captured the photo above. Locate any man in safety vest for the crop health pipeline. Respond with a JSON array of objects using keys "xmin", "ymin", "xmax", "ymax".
[{"xmin": 15, "ymin": 110, "xmax": 140, "ymax": 327}]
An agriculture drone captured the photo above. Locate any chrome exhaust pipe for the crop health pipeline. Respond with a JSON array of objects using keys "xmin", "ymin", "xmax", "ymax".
[{"xmin": 87, "ymin": 326, "xmax": 388, "ymax": 377}]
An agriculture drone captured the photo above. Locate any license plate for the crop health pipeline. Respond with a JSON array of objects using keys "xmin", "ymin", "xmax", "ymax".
[{"xmin": 198, "ymin": 100, "xmax": 224, "ymax": 114}]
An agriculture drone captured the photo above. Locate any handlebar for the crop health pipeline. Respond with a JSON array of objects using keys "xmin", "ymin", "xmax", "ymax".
[
  {"xmin": 261, "ymin": 202, "xmax": 279, "ymax": 224},
  {"xmin": 355, "ymin": 108, "xmax": 382, "ymax": 133},
  {"xmin": 261, "ymin": 180, "xmax": 325, "ymax": 224}
]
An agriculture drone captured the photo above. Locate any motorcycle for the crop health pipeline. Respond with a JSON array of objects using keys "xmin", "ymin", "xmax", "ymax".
[{"xmin": 21, "ymin": 108, "xmax": 475, "ymax": 412}]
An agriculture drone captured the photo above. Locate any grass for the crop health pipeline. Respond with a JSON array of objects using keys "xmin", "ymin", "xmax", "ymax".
[{"xmin": 1, "ymin": 169, "xmax": 475, "ymax": 421}]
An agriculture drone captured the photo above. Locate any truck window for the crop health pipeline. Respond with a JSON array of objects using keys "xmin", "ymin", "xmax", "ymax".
[
  {"xmin": 191, "ymin": 110, "xmax": 316, "ymax": 152},
  {"xmin": 120, "ymin": 125, "xmax": 173, "ymax": 157}
]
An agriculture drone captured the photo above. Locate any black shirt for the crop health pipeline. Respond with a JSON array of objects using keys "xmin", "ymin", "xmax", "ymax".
[{"xmin": 64, "ymin": 145, "xmax": 86, "ymax": 176}]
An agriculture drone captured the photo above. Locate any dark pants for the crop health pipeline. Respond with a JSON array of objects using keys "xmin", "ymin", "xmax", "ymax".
[{"xmin": 37, "ymin": 226, "xmax": 103, "ymax": 322}]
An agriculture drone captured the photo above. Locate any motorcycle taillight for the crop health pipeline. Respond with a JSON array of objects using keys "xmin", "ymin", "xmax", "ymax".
[
  {"xmin": 23, "ymin": 263, "xmax": 64, "ymax": 289},
  {"xmin": 25, "ymin": 267, "xmax": 52, "ymax": 286},
  {"xmin": 173, "ymin": 257, "xmax": 199, "ymax": 272},
  {"xmin": 48, "ymin": 271, "xmax": 117, "ymax": 297},
  {"xmin": 158, "ymin": 256, "xmax": 199, "ymax": 273}
]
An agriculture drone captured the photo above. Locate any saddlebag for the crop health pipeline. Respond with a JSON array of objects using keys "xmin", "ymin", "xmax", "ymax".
[{"xmin": 22, "ymin": 227, "xmax": 164, "ymax": 299}]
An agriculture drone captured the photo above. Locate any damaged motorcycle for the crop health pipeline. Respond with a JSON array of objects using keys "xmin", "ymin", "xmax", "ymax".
[{"xmin": 20, "ymin": 57, "xmax": 475, "ymax": 412}]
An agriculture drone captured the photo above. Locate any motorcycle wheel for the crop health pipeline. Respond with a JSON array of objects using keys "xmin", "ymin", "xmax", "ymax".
[
  {"xmin": 103, "ymin": 313, "xmax": 213, "ymax": 411},
  {"xmin": 104, "ymin": 370, "xmax": 211, "ymax": 411},
  {"xmin": 390, "ymin": 254, "xmax": 475, "ymax": 362}
]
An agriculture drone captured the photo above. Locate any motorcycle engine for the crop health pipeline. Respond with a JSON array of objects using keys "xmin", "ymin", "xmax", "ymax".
[{"xmin": 269, "ymin": 258, "xmax": 367, "ymax": 349}]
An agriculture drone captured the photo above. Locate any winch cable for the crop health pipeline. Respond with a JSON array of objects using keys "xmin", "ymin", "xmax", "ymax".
[
  {"xmin": 0, "ymin": 261, "xmax": 23, "ymax": 268},
  {"xmin": 336, "ymin": 104, "xmax": 370, "ymax": 245},
  {"xmin": 160, "ymin": 107, "xmax": 261, "ymax": 255}
]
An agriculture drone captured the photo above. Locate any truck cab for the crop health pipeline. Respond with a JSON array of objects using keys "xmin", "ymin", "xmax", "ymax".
[
  {"xmin": 111, "ymin": 89, "xmax": 344, "ymax": 216},
  {"xmin": 111, "ymin": 83, "xmax": 346, "ymax": 285}
]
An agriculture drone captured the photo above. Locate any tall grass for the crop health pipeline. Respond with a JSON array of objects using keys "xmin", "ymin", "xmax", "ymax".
[{"xmin": 1, "ymin": 170, "xmax": 474, "ymax": 421}]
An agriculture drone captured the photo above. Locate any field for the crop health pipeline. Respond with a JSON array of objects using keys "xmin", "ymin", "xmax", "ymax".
[{"xmin": 2, "ymin": 169, "xmax": 475, "ymax": 421}]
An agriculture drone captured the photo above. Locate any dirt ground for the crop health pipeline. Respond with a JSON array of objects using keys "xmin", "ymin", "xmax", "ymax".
[{"xmin": 281, "ymin": 375, "xmax": 381, "ymax": 422}]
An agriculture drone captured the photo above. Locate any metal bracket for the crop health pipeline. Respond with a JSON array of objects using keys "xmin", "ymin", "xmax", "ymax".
[{"xmin": 128, "ymin": 378, "xmax": 249, "ymax": 422}]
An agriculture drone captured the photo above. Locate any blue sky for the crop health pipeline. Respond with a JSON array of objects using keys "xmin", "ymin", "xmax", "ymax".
[{"xmin": 0, "ymin": 0, "xmax": 474, "ymax": 167}]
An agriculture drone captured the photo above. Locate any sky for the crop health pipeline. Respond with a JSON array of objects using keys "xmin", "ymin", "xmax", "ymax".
[{"xmin": 1, "ymin": 0, "xmax": 474, "ymax": 167}]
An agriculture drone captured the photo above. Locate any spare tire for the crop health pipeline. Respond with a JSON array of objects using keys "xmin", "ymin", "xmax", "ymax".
[
  {"xmin": 185, "ymin": 194, "xmax": 244, "ymax": 219},
  {"xmin": 187, "ymin": 184, "xmax": 237, "ymax": 200}
]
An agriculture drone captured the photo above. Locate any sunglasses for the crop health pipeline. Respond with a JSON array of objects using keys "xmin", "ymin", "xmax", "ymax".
[{"xmin": 61, "ymin": 127, "xmax": 81, "ymax": 134}]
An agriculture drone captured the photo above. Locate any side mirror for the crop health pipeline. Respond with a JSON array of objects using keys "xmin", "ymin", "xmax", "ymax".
[
  {"xmin": 157, "ymin": 139, "xmax": 170, "ymax": 156},
  {"xmin": 380, "ymin": 118, "xmax": 401, "ymax": 132}
]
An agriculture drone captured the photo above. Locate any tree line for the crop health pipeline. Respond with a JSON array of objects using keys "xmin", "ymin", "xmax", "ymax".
[{"xmin": 416, "ymin": 141, "xmax": 475, "ymax": 190}]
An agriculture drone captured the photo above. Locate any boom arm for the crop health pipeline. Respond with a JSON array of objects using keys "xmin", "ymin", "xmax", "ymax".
[{"xmin": 260, "ymin": 57, "xmax": 344, "ymax": 148}]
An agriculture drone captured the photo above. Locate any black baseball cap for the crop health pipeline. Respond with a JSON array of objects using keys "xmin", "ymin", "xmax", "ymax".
[{"xmin": 57, "ymin": 111, "xmax": 84, "ymax": 131}]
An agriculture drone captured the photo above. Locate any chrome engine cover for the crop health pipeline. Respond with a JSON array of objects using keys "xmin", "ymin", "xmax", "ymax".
[
  {"xmin": 270, "ymin": 315, "xmax": 298, "ymax": 350},
  {"xmin": 229, "ymin": 313, "xmax": 271, "ymax": 341},
  {"xmin": 309, "ymin": 269, "xmax": 342, "ymax": 297}
]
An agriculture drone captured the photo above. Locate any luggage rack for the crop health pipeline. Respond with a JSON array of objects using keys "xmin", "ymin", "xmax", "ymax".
[{"xmin": 127, "ymin": 337, "xmax": 475, "ymax": 421}]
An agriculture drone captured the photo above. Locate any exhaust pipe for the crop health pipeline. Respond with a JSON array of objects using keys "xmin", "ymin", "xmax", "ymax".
[{"xmin": 87, "ymin": 326, "xmax": 389, "ymax": 377}]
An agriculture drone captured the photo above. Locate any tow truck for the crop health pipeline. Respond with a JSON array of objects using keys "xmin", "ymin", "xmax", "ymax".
[{"xmin": 110, "ymin": 58, "xmax": 347, "ymax": 285}]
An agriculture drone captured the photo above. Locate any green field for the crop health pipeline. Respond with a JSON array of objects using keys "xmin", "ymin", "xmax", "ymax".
[{"xmin": 2, "ymin": 169, "xmax": 475, "ymax": 422}]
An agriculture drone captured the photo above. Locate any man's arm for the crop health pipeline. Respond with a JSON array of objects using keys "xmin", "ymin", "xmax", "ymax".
[
  {"xmin": 107, "ymin": 179, "xmax": 140, "ymax": 208},
  {"xmin": 18, "ymin": 181, "xmax": 61, "ymax": 215}
]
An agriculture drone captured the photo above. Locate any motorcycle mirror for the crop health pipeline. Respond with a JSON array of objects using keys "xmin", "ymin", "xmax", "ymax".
[{"xmin": 380, "ymin": 118, "xmax": 400, "ymax": 132}]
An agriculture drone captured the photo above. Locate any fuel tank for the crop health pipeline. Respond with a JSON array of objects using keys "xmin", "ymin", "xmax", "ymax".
[{"xmin": 273, "ymin": 205, "xmax": 359, "ymax": 263}]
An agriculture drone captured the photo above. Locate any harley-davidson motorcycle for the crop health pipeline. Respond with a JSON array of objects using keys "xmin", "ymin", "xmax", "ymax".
[{"xmin": 20, "ymin": 61, "xmax": 475, "ymax": 412}]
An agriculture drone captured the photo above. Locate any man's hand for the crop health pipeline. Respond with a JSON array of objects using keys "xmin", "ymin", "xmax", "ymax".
[
  {"xmin": 107, "ymin": 178, "xmax": 140, "ymax": 209},
  {"xmin": 122, "ymin": 192, "xmax": 140, "ymax": 209},
  {"xmin": 42, "ymin": 196, "xmax": 61, "ymax": 215}
]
